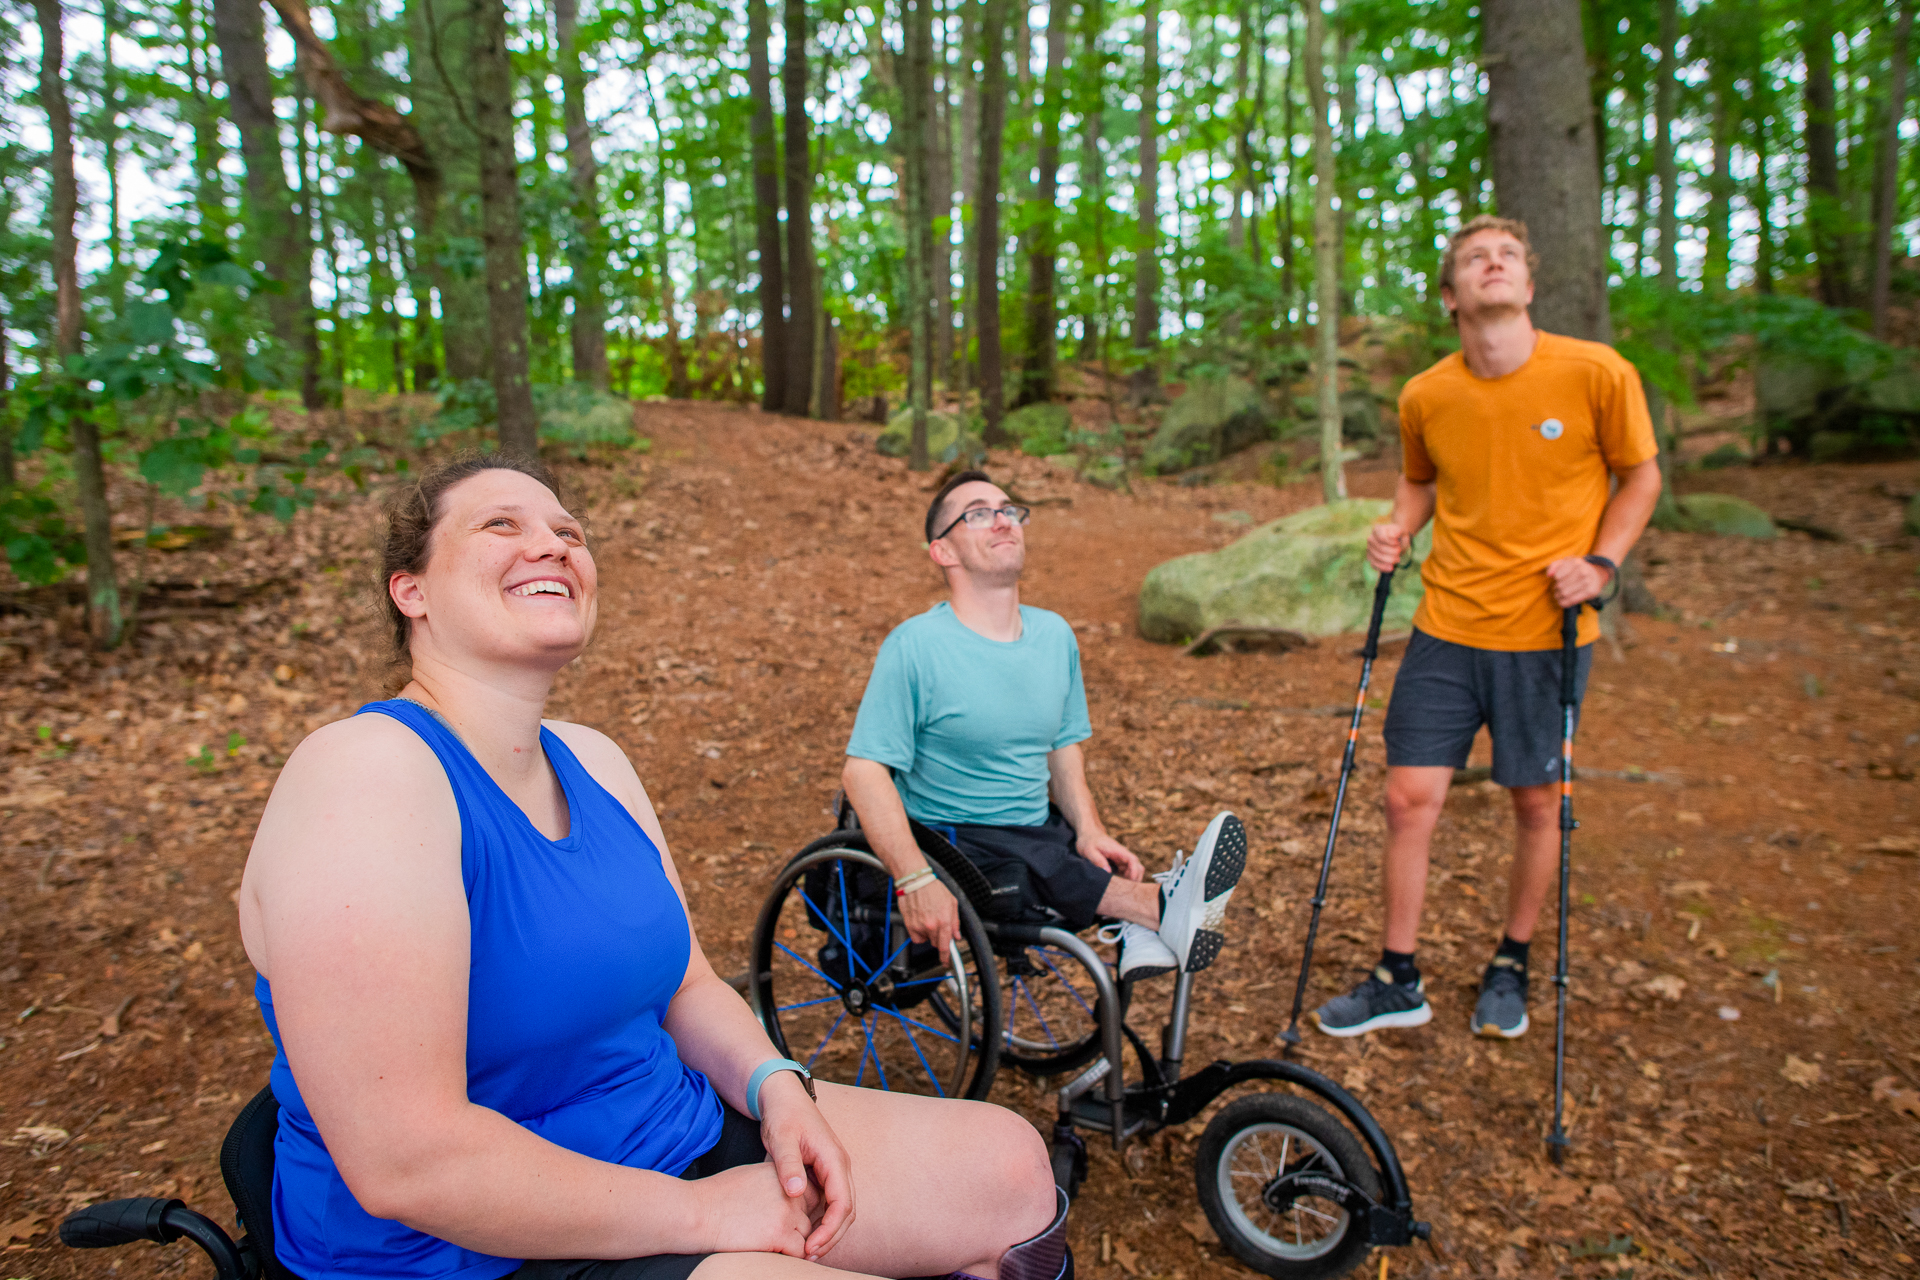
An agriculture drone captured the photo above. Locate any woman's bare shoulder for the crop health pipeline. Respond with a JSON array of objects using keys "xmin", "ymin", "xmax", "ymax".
[
  {"xmin": 275, "ymin": 710, "xmax": 446, "ymax": 793},
  {"xmin": 544, "ymin": 720, "xmax": 640, "ymax": 785}
]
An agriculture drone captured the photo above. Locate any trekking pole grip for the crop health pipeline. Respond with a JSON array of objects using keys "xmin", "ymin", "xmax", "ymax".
[{"xmin": 1361, "ymin": 568, "xmax": 1395, "ymax": 661}]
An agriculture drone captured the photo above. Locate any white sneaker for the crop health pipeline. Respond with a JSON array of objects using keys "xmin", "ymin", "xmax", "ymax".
[
  {"xmin": 1156, "ymin": 812, "xmax": 1247, "ymax": 973},
  {"xmin": 1103, "ymin": 920, "xmax": 1177, "ymax": 981}
]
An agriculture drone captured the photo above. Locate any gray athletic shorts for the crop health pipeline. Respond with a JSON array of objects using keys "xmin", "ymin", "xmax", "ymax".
[{"xmin": 1382, "ymin": 629, "xmax": 1593, "ymax": 789}]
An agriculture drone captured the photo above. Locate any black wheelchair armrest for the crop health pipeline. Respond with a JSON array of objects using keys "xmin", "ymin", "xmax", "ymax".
[{"xmin": 61, "ymin": 1198, "xmax": 253, "ymax": 1279}]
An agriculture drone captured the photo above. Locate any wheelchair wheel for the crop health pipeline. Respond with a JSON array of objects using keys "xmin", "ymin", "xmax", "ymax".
[
  {"xmin": 1195, "ymin": 1093, "xmax": 1381, "ymax": 1280},
  {"xmin": 750, "ymin": 843, "xmax": 1001, "ymax": 1101},
  {"xmin": 978, "ymin": 941, "xmax": 1104, "ymax": 1075}
]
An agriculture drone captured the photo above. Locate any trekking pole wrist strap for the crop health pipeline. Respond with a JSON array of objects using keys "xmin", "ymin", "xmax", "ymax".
[{"xmin": 1582, "ymin": 555, "xmax": 1621, "ymax": 607}]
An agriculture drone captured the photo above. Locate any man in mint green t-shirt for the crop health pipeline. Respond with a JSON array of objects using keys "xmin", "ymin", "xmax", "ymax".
[{"xmin": 841, "ymin": 471, "xmax": 1246, "ymax": 980}]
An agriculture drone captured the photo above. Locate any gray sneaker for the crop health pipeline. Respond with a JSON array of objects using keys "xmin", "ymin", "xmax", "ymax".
[
  {"xmin": 1472, "ymin": 957, "xmax": 1529, "ymax": 1038},
  {"xmin": 1312, "ymin": 968, "xmax": 1432, "ymax": 1038}
]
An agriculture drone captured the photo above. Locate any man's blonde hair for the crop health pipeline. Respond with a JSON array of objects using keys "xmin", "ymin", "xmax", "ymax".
[{"xmin": 1437, "ymin": 215, "xmax": 1541, "ymax": 312}]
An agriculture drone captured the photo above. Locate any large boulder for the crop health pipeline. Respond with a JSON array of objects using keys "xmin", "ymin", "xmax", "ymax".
[
  {"xmin": 1003, "ymin": 402, "xmax": 1075, "ymax": 457},
  {"xmin": 1138, "ymin": 498, "xmax": 1429, "ymax": 643},
  {"xmin": 1676, "ymin": 493, "xmax": 1777, "ymax": 539},
  {"xmin": 1141, "ymin": 376, "xmax": 1273, "ymax": 474},
  {"xmin": 876, "ymin": 409, "xmax": 982, "ymax": 465}
]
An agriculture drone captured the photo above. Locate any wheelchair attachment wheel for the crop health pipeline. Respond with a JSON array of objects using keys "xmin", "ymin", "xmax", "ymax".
[
  {"xmin": 750, "ymin": 843, "xmax": 1001, "ymax": 1100},
  {"xmin": 1195, "ymin": 1093, "xmax": 1382, "ymax": 1280}
]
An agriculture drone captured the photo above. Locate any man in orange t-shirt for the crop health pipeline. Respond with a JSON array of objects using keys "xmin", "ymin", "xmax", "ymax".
[{"xmin": 1312, "ymin": 215, "xmax": 1663, "ymax": 1041}]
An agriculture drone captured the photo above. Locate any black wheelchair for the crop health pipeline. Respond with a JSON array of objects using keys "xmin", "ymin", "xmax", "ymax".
[{"xmin": 747, "ymin": 801, "xmax": 1431, "ymax": 1280}]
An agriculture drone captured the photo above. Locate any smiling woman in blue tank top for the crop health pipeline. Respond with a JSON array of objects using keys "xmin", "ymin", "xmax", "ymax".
[{"xmin": 236, "ymin": 457, "xmax": 1062, "ymax": 1280}]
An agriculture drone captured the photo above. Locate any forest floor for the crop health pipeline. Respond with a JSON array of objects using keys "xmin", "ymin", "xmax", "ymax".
[{"xmin": 3, "ymin": 401, "xmax": 1920, "ymax": 1280}]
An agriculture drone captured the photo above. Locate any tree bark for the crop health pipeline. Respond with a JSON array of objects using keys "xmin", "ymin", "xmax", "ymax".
[
  {"xmin": 212, "ymin": 0, "xmax": 321, "ymax": 406},
  {"xmin": 1130, "ymin": 0, "xmax": 1159, "ymax": 399},
  {"xmin": 1016, "ymin": 0, "xmax": 1066, "ymax": 406},
  {"xmin": 958, "ymin": 0, "xmax": 980, "ymax": 390},
  {"xmin": 1077, "ymin": 0, "xmax": 1105, "ymax": 363},
  {"xmin": 468, "ymin": 0, "xmax": 538, "ymax": 453},
  {"xmin": 1305, "ymin": 0, "xmax": 1343, "ymax": 502},
  {"xmin": 36, "ymin": 0, "xmax": 122, "ymax": 644},
  {"xmin": 904, "ymin": 0, "xmax": 933, "ymax": 470},
  {"xmin": 1481, "ymin": 0, "xmax": 1611, "ymax": 342},
  {"xmin": 748, "ymin": 0, "xmax": 786, "ymax": 410},
  {"xmin": 0, "ymin": 324, "xmax": 11, "ymax": 489},
  {"xmin": 1277, "ymin": 8, "xmax": 1296, "ymax": 335},
  {"xmin": 976, "ymin": 0, "xmax": 1009, "ymax": 442},
  {"xmin": 1870, "ymin": 0, "xmax": 1915, "ymax": 338},
  {"xmin": 554, "ymin": 0, "xmax": 607, "ymax": 388},
  {"xmin": 1802, "ymin": 14, "xmax": 1851, "ymax": 309},
  {"xmin": 781, "ymin": 0, "xmax": 817, "ymax": 416}
]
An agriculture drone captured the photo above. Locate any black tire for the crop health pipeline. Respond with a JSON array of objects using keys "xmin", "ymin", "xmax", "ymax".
[
  {"xmin": 1194, "ymin": 1093, "xmax": 1381, "ymax": 1280},
  {"xmin": 749, "ymin": 840, "xmax": 1001, "ymax": 1101}
]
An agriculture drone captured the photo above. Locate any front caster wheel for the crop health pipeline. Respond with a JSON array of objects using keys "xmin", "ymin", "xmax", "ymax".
[{"xmin": 1195, "ymin": 1093, "xmax": 1381, "ymax": 1280}]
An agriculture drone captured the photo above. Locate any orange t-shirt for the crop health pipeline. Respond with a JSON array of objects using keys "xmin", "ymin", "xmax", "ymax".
[{"xmin": 1398, "ymin": 331, "xmax": 1657, "ymax": 651}]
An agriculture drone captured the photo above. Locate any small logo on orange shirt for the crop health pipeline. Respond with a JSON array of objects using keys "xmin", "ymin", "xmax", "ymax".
[{"xmin": 1533, "ymin": 417, "xmax": 1565, "ymax": 441}]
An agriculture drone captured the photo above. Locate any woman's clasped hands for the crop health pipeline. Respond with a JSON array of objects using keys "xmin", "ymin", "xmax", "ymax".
[{"xmin": 703, "ymin": 1073, "xmax": 855, "ymax": 1263}]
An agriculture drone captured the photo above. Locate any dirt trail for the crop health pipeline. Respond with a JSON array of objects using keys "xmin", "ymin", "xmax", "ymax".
[{"xmin": 3, "ymin": 403, "xmax": 1919, "ymax": 1278}]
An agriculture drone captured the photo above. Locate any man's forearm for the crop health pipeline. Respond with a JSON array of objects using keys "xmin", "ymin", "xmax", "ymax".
[
  {"xmin": 1391, "ymin": 477, "xmax": 1437, "ymax": 539},
  {"xmin": 1592, "ymin": 459, "xmax": 1662, "ymax": 567},
  {"xmin": 1046, "ymin": 744, "xmax": 1106, "ymax": 839},
  {"xmin": 840, "ymin": 758, "xmax": 929, "ymax": 878}
]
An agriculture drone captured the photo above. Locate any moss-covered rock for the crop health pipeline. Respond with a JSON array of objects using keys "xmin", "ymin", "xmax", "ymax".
[
  {"xmin": 1675, "ymin": 493, "xmax": 1777, "ymax": 539},
  {"xmin": 1141, "ymin": 376, "xmax": 1273, "ymax": 474},
  {"xmin": 534, "ymin": 383, "xmax": 638, "ymax": 446},
  {"xmin": 1003, "ymin": 403, "xmax": 1075, "ymax": 457},
  {"xmin": 876, "ymin": 409, "xmax": 983, "ymax": 464},
  {"xmin": 1903, "ymin": 492, "xmax": 1920, "ymax": 537},
  {"xmin": 1137, "ymin": 498, "xmax": 1429, "ymax": 643}
]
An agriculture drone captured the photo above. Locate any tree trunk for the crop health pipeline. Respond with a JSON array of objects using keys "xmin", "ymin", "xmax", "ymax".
[
  {"xmin": 212, "ymin": 0, "xmax": 321, "ymax": 406},
  {"xmin": 469, "ymin": 0, "xmax": 538, "ymax": 453},
  {"xmin": 1016, "ymin": 0, "xmax": 1066, "ymax": 406},
  {"xmin": 36, "ymin": 0, "xmax": 121, "ymax": 644},
  {"xmin": 400, "ymin": 0, "xmax": 488, "ymax": 383},
  {"xmin": 1752, "ymin": 88, "xmax": 1774, "ymax": 295},
  {"xmin": 976, "ymin": 0, "xmax": 1009, "ymax": 442},
  {"xmin": 931, "ymin": 0, "xmax": 955, "ymax": 389},
  {"xmin": 554, "ymin": 0, "xmax": 607, "ymax": 388},
  {"xmin": 958, "ymin": 0, "xmax": 980, "ymax": 391},
  {"xmin": 1702, "ymin": 59, "xmax": 1736, "ymax": 294},
  {"xmin": 1803, "ymin": 14, "xmax": 1851, "ymax": 308},
  {"xmin": 1227, "ymin": 3, "xmax": 1248, "ymax": 256},
  {"xmin": 1130, "ymin": 0, "xmax": 1159, "ymax": 399},
  {"xmin": 1652, "ymin": 0, "xmax": 1678, "ymax": 290},
  {"xmin": 1481, "ymin": 0, "xmax": 1610, "ymax": 342},
  {"xmin": 904, "ymin": 0, "xmax": 933, "ymax": 470},
  {"xmin": 1304, "ymin": 0, "xmax": 1343, "ymax": 502},
  {"xmin": 1870, "ymin": 0, "xmax": 1916, "ymax": 338},
  {"xmin": 748, "ymin": 0, "xmax": 786, "ymax": 410},
  {"xmin": 0, "ymin": 324, "xmax": 11, "ymax": 489},
  {"xmin": 1074, "ymin": 0, "xmax": 1104, "ymax": 362},
  {"xmin": 781, "ymin": 0, "xmax": 817, "ymax": 416},
  {"xmin": 1277, "ymin": 8, "xmax": 1296, "ymax": 335}
]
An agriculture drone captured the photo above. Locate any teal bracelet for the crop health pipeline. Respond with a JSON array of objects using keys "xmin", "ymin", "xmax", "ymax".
[{"xmin": 745, "ymin": 1058, "xmax": 816, "ymax": 1120}]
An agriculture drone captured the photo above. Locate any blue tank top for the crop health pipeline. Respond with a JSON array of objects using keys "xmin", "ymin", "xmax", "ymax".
[{"xmin": 256, "ymin": 700, "xmax": 724, "ymax": 1280}]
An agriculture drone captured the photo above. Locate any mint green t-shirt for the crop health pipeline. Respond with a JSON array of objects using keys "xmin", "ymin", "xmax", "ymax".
[{"xmin": 846, "ymin": 603, "xmax": 1093, "ymax": 828}]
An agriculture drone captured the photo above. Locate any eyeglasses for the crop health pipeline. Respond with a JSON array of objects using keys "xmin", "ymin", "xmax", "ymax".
[{"xmin": 933, "ymin": 504, "xmax": 1032, "ymax": 541}]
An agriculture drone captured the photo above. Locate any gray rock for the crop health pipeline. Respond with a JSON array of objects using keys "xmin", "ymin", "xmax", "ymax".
[
  {"xmin": 1675, "ymin": 493, "xmax": 1777, "ymax": 539},
  {"xmin": 1141, "ymin": 375, "xmax": 1272, "ymax": 474},
  {"xmin": 1137, "ymin": 498, "xmax": 1429, "ymax": 643},
  {"xmin": 876, "ymin": 409, "xmax": 982, "ymax": 464},
  {"xmin": 1808, "ymin": 432, "xmax": 1858, "ymax": 464},
  {"xmin": 1904, "ymin": 492, "xmax": 1920, "ymax": 537},
  {"xmin": 1002, "ymin": 403, "xmax": 1075, "ymax": 457},
  {"xmin": 1861, "ymin": 364, "xmax": 1920, "ymax": 415}
]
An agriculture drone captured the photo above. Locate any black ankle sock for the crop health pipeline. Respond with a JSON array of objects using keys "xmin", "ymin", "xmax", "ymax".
[
  {"xmin": 1380, "ymin": 949, "xmax": 1420, "ymax": 987},
  {"xmin": 1494, "ymin": 935, "xmax": 1531, "ymax": 970}
]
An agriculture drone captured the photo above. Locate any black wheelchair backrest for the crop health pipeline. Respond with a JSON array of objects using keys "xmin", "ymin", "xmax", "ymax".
[{"xmin": 220, "ymin": 1086, "xmax": 301, "ymax": 1280}]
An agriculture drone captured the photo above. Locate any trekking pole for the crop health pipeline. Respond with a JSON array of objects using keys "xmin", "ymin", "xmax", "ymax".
[
  {"xmin": 1281, "ymin": 564, "xmax": 1397, "ymax": 1049},
  {"xmin": 1548, "ymin": 602, "xmax": 1583, "ymax": 1164}
]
